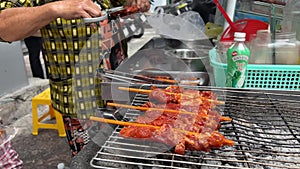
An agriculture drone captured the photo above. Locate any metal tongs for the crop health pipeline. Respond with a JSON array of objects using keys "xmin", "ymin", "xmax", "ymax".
[
  {"xmin": 97, "ymin": 69, "xmax": 146, "ymax": 84},
  {"xmin": 82, "ymin": 6, "xmax": 137, "ymax": 24},
  {"xmin": 97, "ymin": 108, "xmax": 129, "ymax": 121},
  {"xmin": 98, "ymin": 68, "xmax": 210, "ymax": 86},
  {"xmin": 97, "ymin": 68, "xmax": 178, "ymax": 85}
]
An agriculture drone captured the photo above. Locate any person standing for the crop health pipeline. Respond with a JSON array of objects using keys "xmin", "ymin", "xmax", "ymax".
[
  {"xmin": 0, "ymin": 0, "xmax": 150, "ymax": 157},
  {"xmin": 24, "ymin": 30, "xmax": 48, "ymax": 79},
  {"xmin": 191, "ymin": 0, "xmax": 216, "ymax": 24}
]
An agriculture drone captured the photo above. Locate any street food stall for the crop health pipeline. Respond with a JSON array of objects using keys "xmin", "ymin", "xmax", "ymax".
[{"xmin": 70, "ymin": 0, "xmax": 300, "ymax": 168}]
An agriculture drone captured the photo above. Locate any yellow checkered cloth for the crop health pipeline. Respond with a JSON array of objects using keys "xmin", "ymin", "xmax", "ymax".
[{"xmin": 0, "ymin": 0, "xmax": 127, "ymax": 119}]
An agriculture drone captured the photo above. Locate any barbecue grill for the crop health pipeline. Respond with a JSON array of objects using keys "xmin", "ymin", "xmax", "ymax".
[{"xmin": 88, "ymin": 85, "xmax": 300, "ymax": 169}]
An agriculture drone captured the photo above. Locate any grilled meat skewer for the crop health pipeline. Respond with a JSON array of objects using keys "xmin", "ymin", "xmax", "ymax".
[
  {"xmin": 118, "ymin": 86, "xmax": 225, "ymax": 105},
  {"xmin": 120, "ymin": 124, "xmax": 234, "ymax": 154},
  {"xmin": 89, "ymin": 116, "xmax": 234, "ymax": 154},
  {"xmin": 135, "ymin": 109, "xmax": 222, "ymax": 133},
  {"xmin": 107, "ymin": 102, "xmax": 232, "ymax": 122}
]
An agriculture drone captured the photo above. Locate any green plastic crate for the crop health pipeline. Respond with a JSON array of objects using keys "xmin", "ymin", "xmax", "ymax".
[{"xmin": 209, "ymin": 48, "xmax": 300, "ymax": 90}]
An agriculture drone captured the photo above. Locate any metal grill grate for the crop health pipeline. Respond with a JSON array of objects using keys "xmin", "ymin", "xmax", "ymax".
[{"xmin": 90, "ymin": 86, "xmax": 300, "ymax": 169}]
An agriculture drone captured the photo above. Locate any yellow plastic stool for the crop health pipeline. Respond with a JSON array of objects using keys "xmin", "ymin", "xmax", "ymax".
[{"xmin": 32, "ymin": 88, "xmax": 66, "ymax": 137}]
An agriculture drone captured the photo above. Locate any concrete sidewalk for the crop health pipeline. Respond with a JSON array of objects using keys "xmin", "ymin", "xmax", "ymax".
[{"xmin": 1, "ymin": 77, "xmax": 72, "ymax": 169}]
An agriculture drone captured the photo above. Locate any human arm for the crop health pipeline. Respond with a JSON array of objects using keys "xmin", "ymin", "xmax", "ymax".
[
  {"xmin": 126, "ymin": 0, "xmax": 150, "ymax": 12},
  {"xmin": 106, "ymin": 0, "xmax": 150, "ymax": 12},
  {"xmin": 0, "ymin": 0, "xmax": 102, "ymax": 42}
]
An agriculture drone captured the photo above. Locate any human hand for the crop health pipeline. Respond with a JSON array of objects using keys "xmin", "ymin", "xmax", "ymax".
[
  {"xmin": 51, "ymin": 0, "xmax": 103, "ymax": 20},
  {"xmin": 126, "ymin": 0, "xmax": 150, "ymax": 12}
]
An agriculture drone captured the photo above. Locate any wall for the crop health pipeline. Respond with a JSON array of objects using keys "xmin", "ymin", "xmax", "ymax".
[{"xmin": 0, "ymin": 41, "xmax": 29, "ymax": 96}]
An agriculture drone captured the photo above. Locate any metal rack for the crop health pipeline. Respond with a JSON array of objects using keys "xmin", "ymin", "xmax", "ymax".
[{"xmin": 90, "ymin": 86, "xmax": 300, "ymax": 169}]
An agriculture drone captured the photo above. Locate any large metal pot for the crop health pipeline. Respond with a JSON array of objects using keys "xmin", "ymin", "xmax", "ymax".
[
  {"xmin": 160, "ymin": 34, "xmax": 214, "ymax": 49},
  {"xmin": 166, "ymin": 48, "xmax": 209, "ymax": 72}
]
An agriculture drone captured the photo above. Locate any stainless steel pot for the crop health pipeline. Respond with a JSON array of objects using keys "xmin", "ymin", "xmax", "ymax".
[
  {"xmin": 166, "ymin": 48, "xmax": 209, "ymax": 72},
  {"xmin": 160, "ymin": 35, "xmax": 214, "ymax": 49}
]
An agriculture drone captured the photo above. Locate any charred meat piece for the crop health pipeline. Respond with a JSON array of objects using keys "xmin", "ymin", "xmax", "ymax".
[{"xmin": 148, "ymin": 86, "xmax": 219, "ymax": 108}]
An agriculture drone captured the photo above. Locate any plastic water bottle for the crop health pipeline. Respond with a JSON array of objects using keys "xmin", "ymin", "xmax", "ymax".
[{"xmin": 225, "ymin": 32, "xmax": 250, "ymax": 88}]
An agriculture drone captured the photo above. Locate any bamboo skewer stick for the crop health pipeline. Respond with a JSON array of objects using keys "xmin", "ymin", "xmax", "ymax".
[
  {"xmin": 89, "ymin": 116, "xmax": 235, "ymax": 146},
  {"xmin": 107, "ymin": 102, "xmax": 193, "ymax": 115},
  {"xmin": 90, "ymin": 116, "xmax": 159, "ymax": 129},
  {"xmin": 107, "ymin": 102, "xmax": 232, "ymax": 122},
  {"xmin": 106, "ymin": 69, "xmax": 179, "ymax": 84},
  {"xmin": 153, "ymin": 78, "xmax": 178, "ymax": 84},
  {"xmin": 118, "ymin": 87, "xmax": 225, "ymax": 105},
  {"xmin": 119, "ymin": 87, "xmax": 152, "ymax": 94}
]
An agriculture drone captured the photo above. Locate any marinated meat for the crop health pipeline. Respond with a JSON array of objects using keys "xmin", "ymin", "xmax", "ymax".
[
  {"xmin": 120, "ymin": 124, "xmax": 234, "ymax": 154},
  {"xmin": 119, "ymin": 86, "xmax": 233, "ymax": 154}
]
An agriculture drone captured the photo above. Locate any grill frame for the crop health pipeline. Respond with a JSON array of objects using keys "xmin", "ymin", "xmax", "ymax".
[{"xmin": 90, "ymin": 85, "xmax": 300, "ymax": 169}]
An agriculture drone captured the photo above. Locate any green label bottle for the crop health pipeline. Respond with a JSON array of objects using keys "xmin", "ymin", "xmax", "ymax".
[{"xmin": 226, "ymin": 32, "xmax": 250, "ymax": 88}]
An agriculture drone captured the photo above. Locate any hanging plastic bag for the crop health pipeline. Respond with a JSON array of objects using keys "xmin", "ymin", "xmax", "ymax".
[{"xmin": 147, "ymin": 8, "xmax": 208, "ymax": 41}]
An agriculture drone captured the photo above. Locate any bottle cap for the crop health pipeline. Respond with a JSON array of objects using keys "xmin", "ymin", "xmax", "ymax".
[
  {"xmin": 234, "ymin": 32, "xmax": 246, "ymax": 41},
  {"xmin": 234, "ymin": 32, "xmax": 246, "ymax": 38}
]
